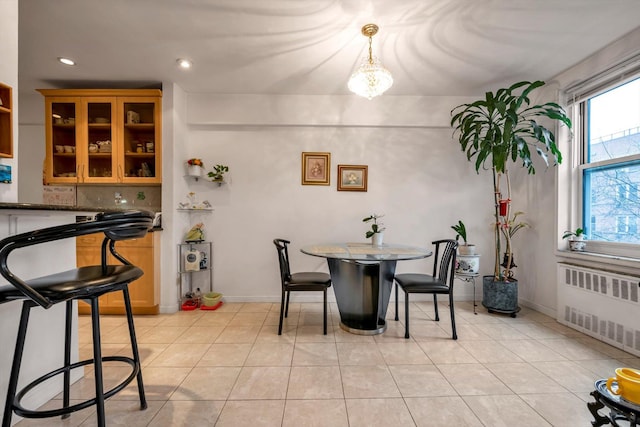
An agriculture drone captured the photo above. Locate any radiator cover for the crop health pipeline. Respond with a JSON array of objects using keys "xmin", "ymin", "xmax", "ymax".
[{"xmin": 557, "ymin": 262, "xmax": 640, "ymax": 356}]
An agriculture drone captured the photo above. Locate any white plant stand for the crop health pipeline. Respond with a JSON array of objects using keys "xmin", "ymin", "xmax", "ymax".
[{"xmin": 455, "ymin": 272, "xmax": 480, "ymax": 314}]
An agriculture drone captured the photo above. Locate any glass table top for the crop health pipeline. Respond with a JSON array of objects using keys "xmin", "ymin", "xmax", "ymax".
[{"xmin": 301, "ymin": 242, "xmax": 432, "ymax": 261}]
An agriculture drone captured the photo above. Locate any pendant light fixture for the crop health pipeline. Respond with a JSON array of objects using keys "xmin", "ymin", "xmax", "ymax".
[{"xmin": 347, "ymin": 23, "xmax": 393, "ymax": 100}]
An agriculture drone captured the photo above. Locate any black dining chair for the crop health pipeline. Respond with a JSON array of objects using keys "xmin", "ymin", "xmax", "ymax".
[
  {"xmin": 394, "ymin": 239, "xmax": 458, "ymax": 340},
  {"xmin": 0, "ymin": 210, "xmax": 153, "ymax": 427},
  {"xmin": 273, "ymin": 239, "xmax": 332, "ymax": 335}
]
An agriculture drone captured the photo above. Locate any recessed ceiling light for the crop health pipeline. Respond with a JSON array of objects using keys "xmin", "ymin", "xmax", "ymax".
[
  {"xmin": 58, "ymin": 57, "xmax": 76, "ymax": 66},
  {"xmin": 176, "ymin": 58, "xmax": 192, "ymax": 69}
]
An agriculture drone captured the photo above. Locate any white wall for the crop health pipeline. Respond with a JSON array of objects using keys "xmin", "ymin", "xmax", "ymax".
[
  {"xmin": 0, "ymin": 0, "xmax": 18, "ymax": 202},
  {"xmin": 17, "ymin": 91, "xmax": 44, "ymax": 204},
  {"xmin": 158, "ymin": 93, "xmax": 495, "ymax": 310},
  {"xmin": 160, "ymin": 82, "xmax": 190, "ymax": 311}
]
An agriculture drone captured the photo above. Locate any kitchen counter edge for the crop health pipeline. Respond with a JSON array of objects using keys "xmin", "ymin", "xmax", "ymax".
[{"xmin": 0, "ymin": 203, "xmax": 156, "ymax": 214}]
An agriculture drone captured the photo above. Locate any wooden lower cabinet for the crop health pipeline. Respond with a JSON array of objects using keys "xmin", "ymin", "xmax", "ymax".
[{"xmin": 77, "ymin": 231, "xmax": 159, "ymax": 315}]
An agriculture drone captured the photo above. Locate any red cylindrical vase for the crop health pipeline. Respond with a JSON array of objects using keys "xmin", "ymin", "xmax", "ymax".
[{"xmin": 499, "ymin": 200, "xmax": 509, "ymax": 216}]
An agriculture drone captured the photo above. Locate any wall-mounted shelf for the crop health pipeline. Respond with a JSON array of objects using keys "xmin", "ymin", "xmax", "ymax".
[
  {"xmin": 184, "ymin": 175, "xmax": 227, "ymax": 186},
  {"xmin": 177, "ymin": 207, "xmax": 213, "ymax": 212},
  {"xmin": 0, "ymin": 82, "xmax": 14, "ymax": 158}
]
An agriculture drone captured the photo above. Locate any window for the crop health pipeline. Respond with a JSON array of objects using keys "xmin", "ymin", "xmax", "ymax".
[
  {"xmin": 579, "ymin": 76, "xmax": 640, "ymax": 246},
  {"xmin": 615, "ymin": 215, "xmax": 638, "ymax": 235}
]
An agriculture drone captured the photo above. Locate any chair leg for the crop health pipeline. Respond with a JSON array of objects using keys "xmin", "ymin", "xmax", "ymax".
[
  {"xmin": 90, "ymin": 297, "xmax": 106, "ymax": 427},
  {"xmin": 278, "ymin": 290, "xmax": 286, "ymax": 335},
  {"xmin": 323, "ymin": 289, "xmax": 327, "ymax": 335},
  {"xmin": 284, "ymin": 290, "xmax": 290, "ymax": 318},
  {"xmin": 2, "ymin": 301, "xmax": 32, "ymax": 427},
  {"xmin": 433, "ymin": 294, "xmax": 440, "ymax": 321},
  {"xmin": 122, "ymin": 287, "xmax": 147, "ymax": 409},
  {"xmin": 404, "ymin": 291, "xmax": 410, "ymax": 339},
  {"xmin": 394, "ymin": 282, "xmax": 399, "ymax": 321},
  {"xmin": 449, "ymin": 292, "xmax": 457, "ymax": 340},
  {"xmin": 62, "ymin": 300, "xmax": 73, "ymax": 419}
]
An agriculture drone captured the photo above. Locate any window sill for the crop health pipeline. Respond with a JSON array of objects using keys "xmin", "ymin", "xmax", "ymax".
[{"xmin": 556, "ymin": 249, "xmax": 640, "ymax": 275}]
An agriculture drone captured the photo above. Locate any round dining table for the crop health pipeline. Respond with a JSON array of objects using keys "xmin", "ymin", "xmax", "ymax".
[{"xmin": 301, "ymin": 242, "xmax": 432, "ymax": 335}]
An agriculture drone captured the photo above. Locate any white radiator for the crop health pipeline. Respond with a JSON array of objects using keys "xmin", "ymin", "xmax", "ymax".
[{"xmin": 557, "ymin": 262, "xmax": 640, "ymax": 356}]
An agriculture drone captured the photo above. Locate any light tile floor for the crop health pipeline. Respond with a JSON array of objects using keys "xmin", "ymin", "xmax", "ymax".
[{"xmin": 15, "ymin": 300, "xmax": 640, "ymax": 426}]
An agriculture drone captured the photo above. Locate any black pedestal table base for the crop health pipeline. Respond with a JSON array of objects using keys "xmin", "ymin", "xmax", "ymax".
[
  {"xmin": 589, "ymin": 379, "xmax": 640, "ymax": 426},
  {"xmin": 327, "ymin": 259, "xmax": 396, "ymax": 335}
]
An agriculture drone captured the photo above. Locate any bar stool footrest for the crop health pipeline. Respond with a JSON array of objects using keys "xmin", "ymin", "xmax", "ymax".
[{"xmin": 13, "ymin": 355, "xmax": 141, "ymax": 419}]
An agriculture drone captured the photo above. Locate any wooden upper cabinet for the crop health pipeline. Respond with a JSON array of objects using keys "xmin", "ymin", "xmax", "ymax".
[
  {"xmin": 39, "ymin": 89, "xmax": 162, "ymax": 185},
  {"xmin": 0, "ymin": 82, "xmax": 14, "ymax": 158}
]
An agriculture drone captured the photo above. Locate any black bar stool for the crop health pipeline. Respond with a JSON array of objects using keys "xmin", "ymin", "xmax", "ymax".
[{"xmin": 0, "ymin": 210, "xmax": 154, "ymax": 427}]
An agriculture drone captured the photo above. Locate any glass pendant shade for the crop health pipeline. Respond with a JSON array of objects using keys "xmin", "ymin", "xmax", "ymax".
[
  {"xmin": 348, "ymin": 24, "xmax": 393, "ymax": 100},
  {"xmin": 348, "ymin": 57, "xmax": 393, "ymax": 100}
]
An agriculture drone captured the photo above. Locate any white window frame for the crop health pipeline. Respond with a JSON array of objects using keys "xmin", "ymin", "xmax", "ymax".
[{"xmin": 569, "ymin": 72, "xmax": 640, "ymax": 259}]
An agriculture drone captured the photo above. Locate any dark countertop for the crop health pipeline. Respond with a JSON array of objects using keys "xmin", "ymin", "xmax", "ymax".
[
  {"xmin": 0, "ymin": 203, "xmax": 163, "ymax": 231},
  {"xmin": 0, "ymin": 202, "xmax": 107, "ymax": 212},
  {"xmin": 0, "ymin": 203, "xmax": 155, "ymax": 213}
]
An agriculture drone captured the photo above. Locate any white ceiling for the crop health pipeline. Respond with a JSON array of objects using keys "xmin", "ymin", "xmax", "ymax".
[{"xmin": 17, "ymin": 0, "xmax": 640, "ymax": 97}]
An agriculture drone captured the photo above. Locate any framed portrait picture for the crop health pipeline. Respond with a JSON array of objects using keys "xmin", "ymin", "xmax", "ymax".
[
  {"xmin": 337, "ymin": 165, "xmax": 368, "ymax": 192},
  {"xmin": 301, "ymin": 152, "xmax": 331, "ymax": 185}
]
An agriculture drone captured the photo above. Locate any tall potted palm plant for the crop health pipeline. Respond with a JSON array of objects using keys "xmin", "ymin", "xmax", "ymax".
[{"xmin": 450, "ymin": 80, "xmax": 571, "ymax": 316}]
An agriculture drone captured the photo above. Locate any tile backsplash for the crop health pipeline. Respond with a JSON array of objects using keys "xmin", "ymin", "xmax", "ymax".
[{"xmin": 75, "ymin": 185, "xmax": 161, "ymax": 211}]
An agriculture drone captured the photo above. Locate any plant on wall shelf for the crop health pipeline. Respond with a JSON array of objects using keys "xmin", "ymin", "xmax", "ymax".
[
  {"xmin": 208, "ymin": 164, "xmax": 229, "ymax": 182},
  {"xmin": 186, "ymin": 158, "xmax": 204, "ymax": 178}
]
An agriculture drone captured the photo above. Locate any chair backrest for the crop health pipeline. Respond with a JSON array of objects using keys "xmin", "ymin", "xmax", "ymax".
[
  {"xmin": 0, "ymin": 209, "xmax": 154, "ymax": 309},
  {"xmin": 431, "ymin": 239, "xmax": 458, "ymax": 288},
  {"xmin": 273, "ymin": 239, "xmax": 292, "ymax": 287}
]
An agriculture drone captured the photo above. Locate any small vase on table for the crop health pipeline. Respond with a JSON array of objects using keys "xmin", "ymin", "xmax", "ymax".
[{"xmin": 372, "ymin": 232, "xmax": 384, "ymax": 246}]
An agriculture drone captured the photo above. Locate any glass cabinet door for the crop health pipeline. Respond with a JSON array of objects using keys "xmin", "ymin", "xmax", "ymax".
[
  {"xmin": 50, "ymin": 101, "xmax": 78, "ymax": 180},
  {"xmin": 85, "ymin": 99, "xmax": 116, "ymax": 182},
  {"xmin": 121, "ymin": 98, "xmax": 160, "ymax": 182},
  {"xmin": 41, "ymin": 90, "xmax": 161, "ymax": 185}
]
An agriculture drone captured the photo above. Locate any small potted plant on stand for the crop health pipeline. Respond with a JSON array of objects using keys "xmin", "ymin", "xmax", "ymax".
[
  {"xmin": 451, "ymin": 220, "xmax": 480, "ymax": 274},
  {"xmin": 563, "ymin": 228, "xmax": 585, "ymax": 251},
  {"xmin": 363, "ymin": 214, "xmax": 385, "ymax": 246},
  {"xmin": 451, "ymin": 80, "xmax": 572, "ymax": 317},
  {"xmin": 186, "ymin": 158, "xmax": 204, "ymax": 178}
]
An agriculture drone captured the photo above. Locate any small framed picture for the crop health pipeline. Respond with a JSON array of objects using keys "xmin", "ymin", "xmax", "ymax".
[
  {"xmin": 337, "ymin": 165, "xmax": 367, "ymax": 192},
  {"xmin": 0, "ymin": 164, "xmax": 12, "ymax": 184},
  {"xmin": 301, "ymin": 152, "xmax": 331, "ymax": 185}
]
